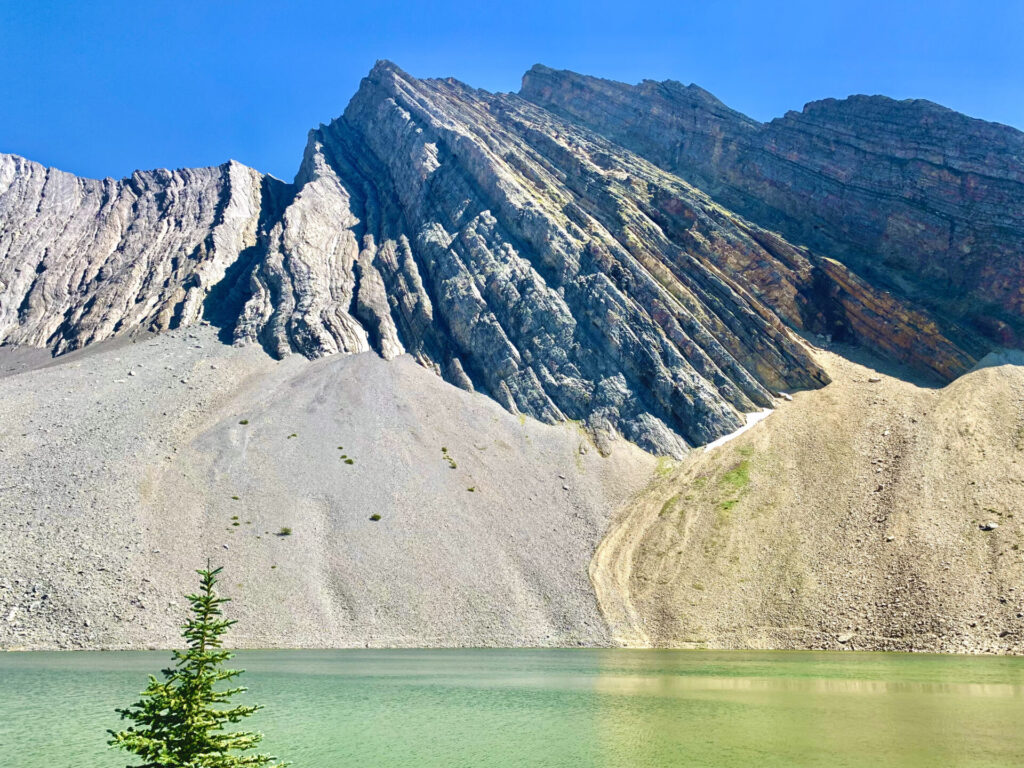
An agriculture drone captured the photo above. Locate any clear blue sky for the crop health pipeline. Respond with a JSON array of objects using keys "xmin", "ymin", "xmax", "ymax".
[{"xmin": 2, "ymin": 1, "xmax": 1021, "ymax": 181}]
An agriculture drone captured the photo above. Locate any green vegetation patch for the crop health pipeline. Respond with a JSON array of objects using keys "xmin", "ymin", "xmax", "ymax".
[
  {"xmin": 659, "ymin": 493, "xmax": 681, "ymax": 517},
  {"xmin": 718, "ymin": 460, "xmax": 750, "ymax": 493},
  {"xmin": 441, "ymin": 446, "xmax": 457, "ymax": 469},
  {"xmin": 655, "ymin": 456, "xmax": 677, "ymax": 478},
  {"xmin": 712, "ymin": 458, "xmax": 753, "ymax": 529}
]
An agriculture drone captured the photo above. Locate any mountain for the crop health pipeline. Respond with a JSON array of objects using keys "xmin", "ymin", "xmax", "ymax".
[
  {"xmin": 2, "ymin": 61, "xmax": 995, "ymax": 456},
  {"xmin": 521, "ymin": 64, "xmax": 1024, "ymax": 347},
  {"xmin": 1, "ymin": 61, "xmax": 1021, "ymax": 652}
]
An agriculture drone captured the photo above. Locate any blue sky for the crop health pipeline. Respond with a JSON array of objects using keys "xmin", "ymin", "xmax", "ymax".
[{"xmin": 1, "ymin": 1, "xmax": 1021, "ymax": 181}]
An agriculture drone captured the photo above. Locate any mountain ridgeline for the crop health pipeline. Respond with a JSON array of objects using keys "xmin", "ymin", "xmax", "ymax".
[
  {"xmin": 1, "ymin": 61, "xmax": 1020, "ymax": 455},
  {"xmin": 520, "ymin": 65, "xmax": 1024, "ymax": 347}
]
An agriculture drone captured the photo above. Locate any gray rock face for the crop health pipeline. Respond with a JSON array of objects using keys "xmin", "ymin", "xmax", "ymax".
[
  {"xmin": 0, "ymin": 155, "xmax": 272, "ymax": 353},
  {"xmin": 520, "ymin": 64, "xmax": 1024, "ymax": 348},
  {"xmin": 310, "ymin": 63, "xmax": 840, "ymax": 455},
  {"xmin": 0, "ymin": 60, "xmax": 994, "ymax": 455}
]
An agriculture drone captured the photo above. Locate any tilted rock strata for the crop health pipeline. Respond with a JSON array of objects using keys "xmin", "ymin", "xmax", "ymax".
[
  {"xmin": 0, "ymin": 154, "xmax": 274, "ymax": 354},
  {"xmin": 0, "ymin": 60, "xmax": 999, "ymax": 453},
  {"xmin": 307, "ymin": 63, "xmax": 838, "ymax": 454},
  {"xmin": 521, "ymin": 64, "xmax": 1024, "ymax": 347}
]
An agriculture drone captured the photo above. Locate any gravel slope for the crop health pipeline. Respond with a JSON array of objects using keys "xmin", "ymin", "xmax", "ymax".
[
  {"xmin": 7, "ymin": 328, "xmax": 1021, "ymax": 654},
  {"xmin": 0, "ymin": 327, "xmax": 653, "ymax": 650},
  {"xmin": 592, "ymin": 343, "xmax": 1024, "ymax": 654}
]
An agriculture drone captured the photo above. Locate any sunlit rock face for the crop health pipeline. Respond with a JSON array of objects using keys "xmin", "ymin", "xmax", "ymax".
[
  {"xmin": 520, "ymin": 64, "xmax": 1024, "ymax": 350},
  {"xmin": 0, "ymin": 155, "xmax": 276, "ymax": 354},
  {"xmin": 1, "ymin": 60, "xmax": 1006, "ymax": 454}
]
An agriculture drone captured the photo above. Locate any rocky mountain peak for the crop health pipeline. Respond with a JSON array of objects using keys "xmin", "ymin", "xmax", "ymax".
[{"xmin": 1, "ymin": 61, "xmax": 1012, "ymax": 455}]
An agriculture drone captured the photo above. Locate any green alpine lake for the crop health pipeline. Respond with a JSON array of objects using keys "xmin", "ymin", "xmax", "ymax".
[{"xmin": 2, "ymin": 649, "xmax": 1023, "ymax": 767}]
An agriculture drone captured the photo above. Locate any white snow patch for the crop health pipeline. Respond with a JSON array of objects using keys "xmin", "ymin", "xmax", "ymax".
[{"xmin": 704, "ymin": 408, "xmax": 773, "ymax": 452}]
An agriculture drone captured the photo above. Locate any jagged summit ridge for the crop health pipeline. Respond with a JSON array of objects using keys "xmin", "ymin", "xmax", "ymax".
[
  {"xmin": 520, "ymin": 65, "xmax": 1024, "ymax": 347},
  {"xmin": 0, "ymin": 60, "xmax": 1008, "ymax": 454},
  {"xmin": 241, "ymin": 60, "xmax": 836, "ymax": 453}
]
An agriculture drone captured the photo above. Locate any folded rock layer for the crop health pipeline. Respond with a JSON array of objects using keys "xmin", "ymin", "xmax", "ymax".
[
  {"xmin": 0, "ymin": 60, "xmax": 1003, "ymax": 454},
  {"xmin": 521, "ymin": 64, "xmax": 1024, "ymax": 347}
]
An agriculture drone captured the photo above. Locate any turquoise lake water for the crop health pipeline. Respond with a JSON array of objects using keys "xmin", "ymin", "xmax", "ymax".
[{"xmin": 2, "ymin": 649, "xmax": 1023, "ymax": 767}]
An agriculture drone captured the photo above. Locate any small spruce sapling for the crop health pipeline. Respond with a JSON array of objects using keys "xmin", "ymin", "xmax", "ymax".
[{"xmin": 108, "ymin": 566, "xmax": 288, "ymax": 767}]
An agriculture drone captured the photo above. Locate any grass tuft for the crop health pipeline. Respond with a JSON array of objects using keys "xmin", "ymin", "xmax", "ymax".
[
  {"xmin": 659, "ymin": 493, "xmax": 681, "ymax": 517},
  {"xmin": 719, "ymin": 461, "xmax": 750, "ymax": 492},
  {"xmin": 714, "ymin": 459, "xmax": 752, "ymax": 524},
  {"xmin": 441, "ymin": 446, "xmax": 458, "ymax": 469},
  {"xmin": 655, "ymin": 456, "xmax": 677, "ymax": 478}
]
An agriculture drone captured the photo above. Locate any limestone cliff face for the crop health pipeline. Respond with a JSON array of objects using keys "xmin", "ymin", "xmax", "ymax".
[
  {"xmin": 0, "ymin": 155, "xmax": 277, "ymax": 354},
  {"xmin": 521, "ymin": 65, "xmax": 1024, "ymax": 348},
  {"xmin": 0, "ymin": 61, "xmax": 1001, "ymax": 454}
]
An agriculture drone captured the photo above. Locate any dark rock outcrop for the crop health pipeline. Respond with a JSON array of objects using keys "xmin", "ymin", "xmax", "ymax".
[
  {"xmin": 0, "ymin": 60, "xmax": 1002, "ymax": 454},
  {"xmin": 520, "ymin": 64, "xmax": 1024, "ymax": 349}
]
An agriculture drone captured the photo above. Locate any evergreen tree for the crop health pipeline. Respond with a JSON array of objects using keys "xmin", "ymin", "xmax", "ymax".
[{"xmin": 109, "ymin": 566, "xmax": 288, "ymax": 768}]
